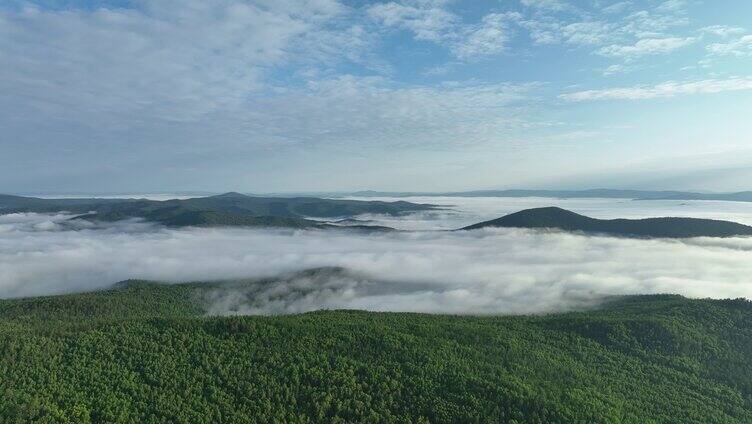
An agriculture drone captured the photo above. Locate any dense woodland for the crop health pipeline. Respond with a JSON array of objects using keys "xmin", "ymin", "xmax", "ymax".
[
  {"xmin": 0, "ymin": 192, "xmax": 435, "ymax": 227},
  {"xmin": 1, "ymin": 281, "xmax": 751, "ymax": 423},
  {"xmin": 463, "ymin": 206, "xmax": 752, "ymax": 238}
]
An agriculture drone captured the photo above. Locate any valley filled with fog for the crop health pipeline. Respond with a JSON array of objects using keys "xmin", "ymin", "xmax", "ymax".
[
  {"xmin": 2, "ymin": 196, "xmax": 752, "ymax": 315},
  {"xmin": 343, "ymin": 196, "xmax": 752, "ymax": 230}
]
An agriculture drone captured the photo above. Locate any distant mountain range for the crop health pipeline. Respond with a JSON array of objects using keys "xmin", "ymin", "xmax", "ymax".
[
  {"xmin": 344, "ymin": 189, "xmax": 752, "ymax": 202},
  {"xmin": 0, "ymin": 192, "xmax": 434, "ymax": 230},
  {"xmin": 463, "ymin": 207, "xmax": 752, "ymax": 238},
  {"xmin": 4, "ymin": 192, "xmax": 752, "ymax": 237}
]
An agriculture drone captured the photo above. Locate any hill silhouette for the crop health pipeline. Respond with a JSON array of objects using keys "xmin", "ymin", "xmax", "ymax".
[
  {"xmin": 462, "ymin": 206, "xmax": 752, "ymax": 238},
  {"xmin": 0, "ymin": 192, "xmax": 436, "ymax": 228}
]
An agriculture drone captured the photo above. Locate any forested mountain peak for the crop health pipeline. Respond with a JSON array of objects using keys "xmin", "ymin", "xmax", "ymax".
[{"xmin": 463, "ymin": 207, "xmax": 752, "ymax": 238}]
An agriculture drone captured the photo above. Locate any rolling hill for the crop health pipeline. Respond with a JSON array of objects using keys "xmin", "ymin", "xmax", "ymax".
[
  {"xmin": 462, "ymin": 206, "xmax": 752, "ymax": 238},
  {"xmin": 0, "ymin": 192, "xmax": 436, "ymax": 229},
  {"xmin": 1, "ymin": 276, "xmax": 751, "ymax": 423}
]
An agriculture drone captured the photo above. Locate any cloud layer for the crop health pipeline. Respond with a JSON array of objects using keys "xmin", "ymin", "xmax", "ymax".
[
  {"xmin": 2, "ymin": 205, "xmax": 752, "ymax": 315},
  {"xmin": 3, "ymin": 0, "xmax": 752, "ymax": 192},
  {"xmin": 561, "ymin": 77, "xmax": 752, "ymax": 101}
]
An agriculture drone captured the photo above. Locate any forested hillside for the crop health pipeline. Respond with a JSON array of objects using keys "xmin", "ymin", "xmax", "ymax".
[
  {"xmin": 463, "ymin": 206, "xmax": 752, "ymax": 238},
  {"xmin": 0, "ymin": 192, "xmax": 435, "ymax": 228},
  {"xmin": 1, "ymin": 281, "xmax": 751, "ymax": 423}
]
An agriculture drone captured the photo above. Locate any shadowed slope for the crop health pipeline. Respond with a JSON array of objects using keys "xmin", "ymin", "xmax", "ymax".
[
  {"xmin": 0, "ymin": 192, "xmax": 435, "ymax": 229},
  {"xmin": 462, "ymin": 206, "xmax": 752, "ymax": 238}
]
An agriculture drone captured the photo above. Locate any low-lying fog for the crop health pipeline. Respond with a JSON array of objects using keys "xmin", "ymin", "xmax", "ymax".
[
  {"xmin": 1, "ymin": 197, "xmax": 752, "ymax": 315},
  {"xmin": 343, "ymin": 196, "xmax": 752, "ymax": 230}
]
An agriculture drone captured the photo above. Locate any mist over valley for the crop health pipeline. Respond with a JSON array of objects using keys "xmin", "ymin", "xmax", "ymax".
[
  {"xmin": 4, "ymin": 0, "xmax": 752, "ymax": 419},
  {"xmin": 3, "ymin": 194, "xmax": 752, "ymax": 316}
]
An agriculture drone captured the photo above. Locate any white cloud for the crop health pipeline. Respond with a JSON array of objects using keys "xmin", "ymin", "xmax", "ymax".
[
  {"xmin": 601, "ymin": 1, "xmax": 632, "ymax": 15},
  {"xmin": 367, "ymin": 3, "xmax": 519, "ymax": 59},
  {"xmin": 247, "ymin": 76, "xmax": 538, "ymax": 147},
  {"xmin": 561, "ymin": 21, "xmax": 614, "ymax": 45},
  {"xmin": 520, "ymin": 0, "xmax": 570, "ymax": 12},
  {"xmin": 0, "ymin": 1, "xmax": 540, "ymax": 154},
  {"xmin": 700, "ymin": 25, "xmax": 746, "ymax": 37},
  {"xmin": 515, "ymin": 0, "xmax": 693, "ymax": 57},
  {"xmin": 0, "ymin": 0, "xmax": 364, "ymax": 127},
  {"xmin": 520, "ymin": 19, "xmax": 614, "ymax": 46},
  {"xmin": 518, "ymin": 19, "xmax": 563, "ymax": 44},
  {"xmin": 707, "ymin": 35, "xmax": 752, "ymax": 56},
  {"xmin": 656, "ymin": 0, "xmax": 687, "ymax": 13},
  {"xmin": 422, "ymin": 61, "xmax": 461, "ymax": 76},
  {"xmin": 366, "ymin": 1, "xmax": 456, "ymax": 42},
  {"xmin": 451, "ymin": 13, "xmax": 520, "ymax": 58},
  {"xmin": 349, "ymin": 195, "xmax": 752, "ymax": 230},
  {"xmin": 602, "ymin": 64, "xmax": 626, "ymax": 76},
  {"xmin": 598, "ymin": 36, "xmax": 695, "ymax": 57},
  {"xmin": 621, "ymin": 10, "xmax": 690, "ymax": 38},
  {"xmin": 561, "ymin": 77, "xmax": 752, "ymax": 101},
  {"xmin": 2, "ymin": 210, "xmax": 752, "ymax": 315}
]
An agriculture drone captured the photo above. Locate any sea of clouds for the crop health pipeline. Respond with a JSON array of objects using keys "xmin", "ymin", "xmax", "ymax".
[
  {"xmin": 2, "ymin": 197, "xmax": 752, "ymax": 315},
  {"xmin": 343, "ymin": 196, "xmax": 752, "ymax": 230}
]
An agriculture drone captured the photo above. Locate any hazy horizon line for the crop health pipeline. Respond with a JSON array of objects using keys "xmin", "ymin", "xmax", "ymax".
[{"xmin": 6, "ymin": 187, "xmax": 752, "ymax": 199}]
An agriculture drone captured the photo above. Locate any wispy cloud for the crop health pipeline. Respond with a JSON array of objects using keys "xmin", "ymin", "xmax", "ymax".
[
  {"xmin": 621, "ymin": 10, "xmax": 690, "ymax": 38},
  {"xmin": 707, "ymin": 35, "xmax": 752, "ymax": 56},
  {"xmin": 602, "ymin": 64, "xmax": 627, "ymax": 76},
  {"xmin": 519, "ymin": 19, "xmax": 614, "ymax": 46},
  {"xmin": 656, "ymin": 0, "xmax": 688, "ymax": 13},
  {"xmin": 366, "ymin": 0, "xmax": 456, "ymax": 42},
  {"xmin": 601, "ymin": 1, "xmax": 632, "ymax": 15},
  {"xmin": 598, "ymin": 37, "xmax": 695, "ymax": 58},
  {"xmin": 0, "ymin": 0, "xmax": 366, "ymax": 126},
  {"xmin": 520, "ymin": 0, "xmax": 571, "ymax": 12},
  {"xmin": 0, "ymin": 2, "xmax": 541, "ymax": 153},
  {"xmin": 561, "ymin": 77, "xmax": 752, "ymax": 101},
  {"xmin": 367, "ymin": 2, "xmax": 519, "ymax": 59},
  {"xmin": 700, "ymin": 25, "xmax": 746, "ymax": 37},
  {"xmin": 516, "ymin": 0, "xmax": 692, "ymax": 53},
  {"xmin": 451, "ymin": 12, "xmax": 520, "ymax": 58},
  {"xmin": 2, "ymin": 0, "xmax": 751, "ymax": 192},
  {"xmin": 247, "ymin": 76, "xmax": 539, "ymax": 147}
]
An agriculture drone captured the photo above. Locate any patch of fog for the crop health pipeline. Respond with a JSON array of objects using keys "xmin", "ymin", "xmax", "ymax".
[
  {"xmin": 340, "ymin": 196, "xmax": 752, "ymax": 230},
  {"xmin": 1, "ymin": 210, "xmax": 751, "ymax": 315},
  {"xmin": 201, "ymin": 267, "xmax": 605, "ymax": 316},
  {"xmin": 0, "ymin": 212, "xmax": 154, "ymax": 234}
]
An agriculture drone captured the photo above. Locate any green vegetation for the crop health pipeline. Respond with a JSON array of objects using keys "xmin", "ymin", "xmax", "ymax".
[
  {"xmin": 0, "ymin": 192, "xmax": 434, "ymax": 229},
  {"xmin": 7, "ymin": 193, "xmax": 751, "ymax": 236},
  {"xmin": 463, "ymin": 206, "xmax": 752, "ymax": 238},
  {"xmin": 1, "ymin": 279, "xmax": 751, "ymax": 423},
  {"xmin": 73, "ymin": 210, "xmax": 324, "ymax": 229}
]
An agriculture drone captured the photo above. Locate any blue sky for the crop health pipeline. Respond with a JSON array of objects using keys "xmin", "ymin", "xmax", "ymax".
[{"xmin": 1, "ymin": 0, "xmax": 751, "ymax": 193}]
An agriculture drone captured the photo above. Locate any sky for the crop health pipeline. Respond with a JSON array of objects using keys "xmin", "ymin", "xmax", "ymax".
[{"xmin": 1, "ymin": 0, "xmax": 751, "ymax": 193}]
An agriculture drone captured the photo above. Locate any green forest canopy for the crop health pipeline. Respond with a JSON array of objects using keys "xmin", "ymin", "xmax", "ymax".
[{"xmin": 1, "ymin": 280, "xmax": 751, "ymax": 423}]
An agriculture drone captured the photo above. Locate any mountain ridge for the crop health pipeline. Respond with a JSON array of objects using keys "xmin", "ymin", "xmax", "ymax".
[
  {"xmin": 0, "ymin": 192, "xmax": 437, "ymax": 229},
  {"xmin": 462, "ymin": 206, "xmax": 752, "ymax": 238}
]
